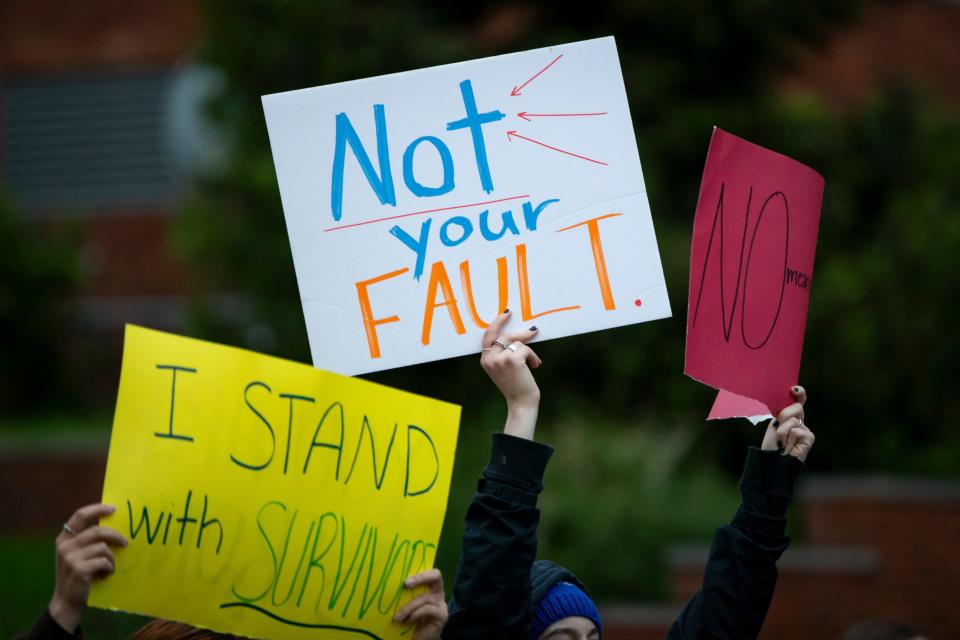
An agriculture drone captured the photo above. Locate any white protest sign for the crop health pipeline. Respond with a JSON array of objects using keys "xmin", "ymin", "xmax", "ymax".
[{"xmin": 263, "ymin": 36, "xmax": 670, "ymax": 375}]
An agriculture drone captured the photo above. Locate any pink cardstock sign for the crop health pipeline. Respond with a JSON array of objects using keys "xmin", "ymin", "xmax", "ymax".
[
  {"xmin": 685, "ymin": 128, "xmax": 824, "ymax": 418},
  {"xmin": 708, "ymin": 389, "xmax": 771, "ymax": 422}
]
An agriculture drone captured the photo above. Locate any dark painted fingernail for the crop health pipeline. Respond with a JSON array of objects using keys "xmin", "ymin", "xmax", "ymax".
[
  {"xmin": 503, "ymin": 308, "xmax": 510, "ymax": 314},
  {"xmin": 793, "ymin": 386, "xmax": 800, "ymax": 392},
  {"xmin": 772, "ymin": 420, "xmax": 779, "ymax": 428},
  {"xmin": 529, "ymin": 325, "xmax": 538, "ymax": 331}
]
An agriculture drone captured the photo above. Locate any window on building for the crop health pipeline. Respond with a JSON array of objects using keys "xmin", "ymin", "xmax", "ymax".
[{"xmin": 2, "ymin": 66, "xmax": 223, "ymax": 213}]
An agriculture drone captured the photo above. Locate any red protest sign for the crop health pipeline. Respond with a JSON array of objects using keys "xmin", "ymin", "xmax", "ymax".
[{"xmin": 684, "ymin": 128, "xmax": 824, "ymax": 416}]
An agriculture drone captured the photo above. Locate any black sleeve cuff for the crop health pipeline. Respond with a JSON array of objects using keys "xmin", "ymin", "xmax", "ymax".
[
  {"xmin": 22, "ymin": 609, "xmax": 82, "ymax": 640},
  {"xmin": 482, "ymin": 433, "xmax": 554, "ymax": 494},
  {"xmin": 738, "ymin": 447, "xmax": 805, "ymax": 519}
]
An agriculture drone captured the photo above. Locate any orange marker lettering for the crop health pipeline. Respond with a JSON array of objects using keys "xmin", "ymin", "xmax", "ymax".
[
  {"xmin": 557, "ymin": 213, "xmax": 622, "ymax": 310},
  {"xmin": 460, "ymin": 257, "xmax": 509, "ymax": 329},
  {"xmin": 516, "ymin": 243, "xmax": 581, "ymax": 321},
  {"xmin": 355, "ymin": 267, "xmax": 409, "ymax": 358},
  {"xmin": 422, "ymin": 261, "xmax": 467, "ymax": 345}
]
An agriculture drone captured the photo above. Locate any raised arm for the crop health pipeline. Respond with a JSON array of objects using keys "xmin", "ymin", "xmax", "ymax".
[
  {"xmin": 668, "ymin": 386, "xmax": 815, "ymax": 640},
  {"xmin": 443, "ymin": 310, "xmax": 549, "ymax": 640}
]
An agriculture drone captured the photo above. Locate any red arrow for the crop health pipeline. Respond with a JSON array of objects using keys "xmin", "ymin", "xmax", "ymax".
[
  {"xmin": 517, "ymin": 111, "xmax": 608, "ymax": 122},
  {"xmin": 506, "ymin": 130, "xmax": 608, "ymax": 166},
  {"xmin": 511, "ymin": 53, "xmax": 563, "ymax": 97}
]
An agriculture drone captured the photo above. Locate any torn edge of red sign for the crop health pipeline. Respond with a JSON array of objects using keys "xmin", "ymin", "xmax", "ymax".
[{"xmin": 707, "ymin": 388, "xmax": 772, "ymax": 425}]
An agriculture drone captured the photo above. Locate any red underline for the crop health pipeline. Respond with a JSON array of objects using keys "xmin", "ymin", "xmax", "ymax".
[{"xmin": 323, "ymin": 194, "xmax": 531, "ymax": 232}]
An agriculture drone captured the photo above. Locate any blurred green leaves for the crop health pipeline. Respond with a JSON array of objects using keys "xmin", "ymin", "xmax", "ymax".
[
  {"xmin": 0, "ymin": 196, "xmax": 81, "ymax": 414},
  {"xmin": 171, "ymin": 6, "xmax": 960, "ymax": 603},
  {"xmin": 538, "ymin": 417, "xmax": 738, "ymax": 600},
  {"xmin": 177, "ymin": 1, "xmax": 960, "ymax": 476}
]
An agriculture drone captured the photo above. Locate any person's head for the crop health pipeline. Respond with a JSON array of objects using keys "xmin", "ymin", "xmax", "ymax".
[
  {"xmin": 530, "ymin": 560, "xmax": 602, "ymax": 640},
  {"xmin": 131, "ymin": 619, "xmax": 239, "ymax": 640},
  {"xmin": 842, "ymin": 619, "xmax": 928, "ymax": 640}
]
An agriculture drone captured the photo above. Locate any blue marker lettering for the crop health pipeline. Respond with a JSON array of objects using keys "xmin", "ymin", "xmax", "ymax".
[
  {"xmin": 446, "ymin": 80, "xmax": 505, "ymax": 194},
  {"xmin": 440, "ymin": 216, "xmax": 473, "ymax": 247},
  {"xmin": 478, "ymin": 209, "xmax": 520, "ymax": 241},
  {"xmin": 390, "ymin": 220, "xmax": 432, "ymax": 281},
  {"xmin": 330, "ymin": 105, "xmax": 396, "ymax": 222},
  {"xmin": 522, "ymin": 198, "xmax": 560, "ymax": 231},
  {"xmin": 403, "ymin": 136, "xmax": 455, "ymax": 197}
]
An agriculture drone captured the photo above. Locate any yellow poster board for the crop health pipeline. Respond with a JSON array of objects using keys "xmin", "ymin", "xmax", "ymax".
[{"xmin": 90, "ymin": 325, "xmax": 461, "ymax": 640}]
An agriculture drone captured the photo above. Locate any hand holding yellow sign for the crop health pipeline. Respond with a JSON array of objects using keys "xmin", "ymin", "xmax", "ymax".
[{"xmin": 90, "ymin": 326, "xmax": 461, "ymax": 640}]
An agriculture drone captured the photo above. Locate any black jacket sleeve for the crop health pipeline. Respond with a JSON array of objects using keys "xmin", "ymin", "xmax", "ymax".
[
  {"xmin": 442, "ymin": 433, "xmax": 554, "ymax": 640},
  {"xmin": 13, "ymin": 609, "xmax": 83, "ymax": 640},
  {"xmin": 667, "ymin": 447, "xmax": 804, "ymax": 640}
]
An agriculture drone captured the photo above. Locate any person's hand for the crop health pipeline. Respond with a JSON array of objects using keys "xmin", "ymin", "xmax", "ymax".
[
  {"xmin": 480, "ymin": 309, "xmax": 542, "ymax": 440},
  {"xmin": 394, "ymin": 568, "xmax": 447, "ymax": 640},
  {"xmin": 49, "ymin": 503, "xmax": 128, "ymax": 633},
  {"xmin": 761, "ymin": 386, "xmax": 815, "ymax": 462}
]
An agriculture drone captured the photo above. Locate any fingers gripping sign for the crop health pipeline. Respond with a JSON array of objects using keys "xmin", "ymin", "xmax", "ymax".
[
  {"xmin": 761, "ymin": 386, "xmax": 816, "ymax": 462},
  {"xmin": 59, "ymin": 502, "xmax": 112, "ymax": 540},
  {"xmin": 480, "ymin": 310, "xmax": 542, "ymax": 440},
  {"xmin": 394, "ymin": 568, "xmax": 447, "ymax": 640},
  {"xmin": 479, "ymin": 309, "xmax": 510, "ymax": 352},
  {"xmin": 481, "ymin": 314, "xmax": 541, "ymax": 383},
  {"xmin": 51, "ymin": 504, "xmax": 128, "ymax": 633},
  {"xmin": 480, "ymin": 309, "xmax": 537, "ymax": 360}
]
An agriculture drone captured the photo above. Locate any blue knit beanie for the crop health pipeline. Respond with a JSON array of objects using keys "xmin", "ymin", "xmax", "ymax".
[{"xmin": 530, "ymin": 581, "xmax": 602, "ymax": 639}]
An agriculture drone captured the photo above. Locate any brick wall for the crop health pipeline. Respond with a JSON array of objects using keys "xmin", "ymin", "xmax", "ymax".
[
  {"xmin": 0, "ymin": 0, "xmax": 200, "ymax": 74},
  {"xmin": 0, "ymin": 448, "xmax": 107, "ymax": 533},
  {"xmin": 664, "ymin": 476, "xmax": 960, "ymax": 639},
  {"xmin": 796, "ymin": 477, "xmax": 960, "ymax": 638},
  {"xmin": 0, "ymin": 2, "xmax": 208, "ymax": 400},
  {"xmin": 778, "ymin": 0, "xmax": 960, "ymax": 110}
]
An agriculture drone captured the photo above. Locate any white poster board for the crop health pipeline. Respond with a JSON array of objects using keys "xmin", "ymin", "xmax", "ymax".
[{"xmin": 263, "ymin": 36, "xmax": 670, "ymax": 375}]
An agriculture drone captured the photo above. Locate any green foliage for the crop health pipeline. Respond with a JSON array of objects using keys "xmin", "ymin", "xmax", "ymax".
[
  {"xmin": 0, "ymin": 197, "xmax": 81, "ymax": 414},
  {"xmin": 173, "ymin": 0, "xmax": 960, "ymax": 597},
  {"xmin": 538, "ymin": 418, "xmax": 738, "ymax": 600},
  {"xmin": 775, "ymin": 88, "xmax": 960, "ymax": 474}
]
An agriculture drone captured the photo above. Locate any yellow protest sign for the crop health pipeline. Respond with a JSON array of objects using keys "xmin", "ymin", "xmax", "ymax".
[{"xmin": 90, "ymin": 325, "xmax": 461, "ymax": 640}]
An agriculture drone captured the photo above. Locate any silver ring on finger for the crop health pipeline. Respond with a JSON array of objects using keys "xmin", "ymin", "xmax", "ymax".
[
  {"xmin": 62, "ymin": 522, "xmax": 77, "ymax": 535},
  {"xmin": 492, "ymin": 339, "xmax": 507, "ymax": 349},
  {"xmin": 506, "ymin": 342, "xmax": 519, "ymax": 352}
]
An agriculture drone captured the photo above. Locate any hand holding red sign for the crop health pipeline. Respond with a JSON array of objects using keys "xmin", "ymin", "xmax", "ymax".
[{"xmin": 684, "ymin": 128, "xmax": 824, "ymax": 418}]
